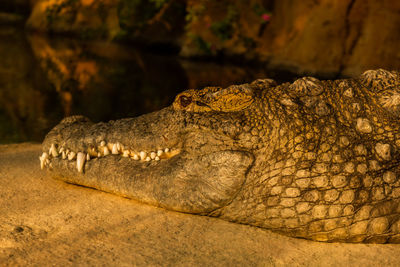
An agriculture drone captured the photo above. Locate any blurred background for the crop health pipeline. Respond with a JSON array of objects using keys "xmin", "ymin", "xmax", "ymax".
[{"xmin": 0, "ymin": 0, "xmax": 399, "ymax": 143}]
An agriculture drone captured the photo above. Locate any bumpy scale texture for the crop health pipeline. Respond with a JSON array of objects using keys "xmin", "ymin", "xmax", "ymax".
[{"xmin": 42, "ymin": 69, "xmax": 400, "ymax": 243}]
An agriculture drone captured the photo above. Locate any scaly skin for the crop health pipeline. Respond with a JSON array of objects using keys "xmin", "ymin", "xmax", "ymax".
[{"xmin": 41, "ymin": 69, "xmax": 400, "ymax": 243}]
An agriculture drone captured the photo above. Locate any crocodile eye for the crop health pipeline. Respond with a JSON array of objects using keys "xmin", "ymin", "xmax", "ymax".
[{"xmin": 179, "ymin": 95, "xmax": 192, "ymax": 107}]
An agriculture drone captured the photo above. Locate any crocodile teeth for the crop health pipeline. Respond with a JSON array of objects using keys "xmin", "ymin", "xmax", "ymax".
[
  {"xmin": 77, "ymin": 152, "xmax": 86, "ymax": 172},
  {"xmin": 117, "ymin": 143, "xmax": 122, "ymax": 152},
  {"xmin": 87, "ymin": 147, "xmax": 97, "ymax": 157},
  {"xmin": 139, "ymin": 151, "xmax": 147, "ymax": 160},
  {"xmin": 41, "ymin": 141, "xmax": 177, "ymax": 173},
  {"xmin": 107, "ymin": 143, "xmax": 114, "ymax": 151},
  {"xmin": 49, "ymin": 144, "xmax": 59, "ymax": 157},
  {"xmin": 112, "ymin": 143, "xmax": 119, "ymax": 154},
  {"xmin": 68, "ymin": 151, "xmax": 76, "ymax": 160},
  {"xmin": 39, "ymin": 152, "xmax": 48, "ymax": 170}
]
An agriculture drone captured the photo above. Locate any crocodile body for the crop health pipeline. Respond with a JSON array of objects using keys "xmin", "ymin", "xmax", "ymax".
[{"xmin": 41, "ymin": 69, "xmax": 400, "ymax": 243}]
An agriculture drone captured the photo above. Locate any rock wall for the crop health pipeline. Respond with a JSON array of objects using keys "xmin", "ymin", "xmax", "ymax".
[
  {"xmin": 26, "ymin": 0, "xmax": 186, "ymax": 48},
  {"xmin": 23, "ymin": 0, "xmax": 400, "ymax": 77},
  {"xmin": 183, "ymin": 0, "xmax": 400, "ymax": 77}
]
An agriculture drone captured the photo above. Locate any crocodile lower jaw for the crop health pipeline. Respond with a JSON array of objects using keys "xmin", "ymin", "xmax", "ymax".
[{"xmin": 39, "ymin": 141, "xmax": 180, "ymax": 172}]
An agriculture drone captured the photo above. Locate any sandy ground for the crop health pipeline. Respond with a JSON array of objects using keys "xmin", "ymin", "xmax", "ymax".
[{"xmin": 0, "ymin": 143, "xmax": 399, "ymax": 266}]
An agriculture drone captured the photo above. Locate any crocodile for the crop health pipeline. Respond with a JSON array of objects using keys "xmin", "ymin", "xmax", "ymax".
[{"xmin": 41, "ymin": 69, "xmax": 400, "ymax": 243}]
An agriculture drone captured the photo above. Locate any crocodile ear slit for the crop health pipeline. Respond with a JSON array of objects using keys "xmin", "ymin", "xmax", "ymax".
[
  {"xmin": 206, "ymin": 84, "xmax": 255, "ymax": 112},
  {"xmin": 195, "ymin": 101, "xmax": 209, "ymax": 107}
]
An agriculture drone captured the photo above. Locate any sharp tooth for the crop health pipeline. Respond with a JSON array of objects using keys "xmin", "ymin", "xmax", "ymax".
[
  {"xmin": 132, "ymin": 154, "xmax": 139, "ymax": 160},
  {"xmin": 157, "ymin": 150, "xmax": 163, "ymax": 156},
  {"xmin": 77, "ymin": 152, "xmax": 86, "ymax": 172},
  {"xmin": 155, "ymin": 156, "xmax": 160, "ymax": 161},
  {"xmin": 87, "ymin": 147, "xmax": 97, "ymax": 157},
  {"xmin": 59, "ymin": 147, "xmax": 64, "ymax": 153},
  {"xmin": 112, "ymin": 143, "xmax": 119, "ymax": 154},
  {"xmin": 100, "ymin": 141, "xmax": 106, "ymax": 147},
  {"xmin": 139, "ymin": 151, "xmax": 147, "ymax": 160},
  {"xmin": 39, "ymin": 152, "xmax": 48, "ymax": 169},
  {"xmin": 68, "ymin": 152, "xmax": 76, "ymax": 160},
  {"xmin": 116, "ymin": 143, "xmax": 121, "ymax": 152},
  {"xmin": 97, "ymin": 147, "xmax": 104, "ymax": 157},
  {"xmin": 164, "ymin": 148, "xmax": 169, "ymax": 153},
  {"xmin": 86, "ymin": 153, "xmax": 90, "ymax": 161},
  {"xmin": 122, "ymin": 150, "xmax": 130, "ymax": 157},
  {"xmin": 62, "ymin": 151, "xmax": 66, "ymax": 159},
  {"xmin": 39, "ymin": 156, "xmax": 42, "ymax": 167},
  {"xmin": 66, "ymin": 149, "xmax": 70, "ymax": 155},
  {"xmin": 50, "ymin": 144, "xmax": 59, "ymax": 157},
  {"xmin": 150, "ymin": 152, "xmax": 156, "ymax": 159},
  {"xmin": 107, "ymin": 143, "xmax": 114, "ymax": 150},
  {"xmin": 103, "ymin": 147, "xmax": 110, "ymax": 156},
  {"xmin": 145, "ymin": 156, "xmax": 151, "ymax": 161}
]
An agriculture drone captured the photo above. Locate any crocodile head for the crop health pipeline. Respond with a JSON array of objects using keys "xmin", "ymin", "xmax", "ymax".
[{"xmin": 41, "ymin": 79, "xmax": 278, "ymax": 214}]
